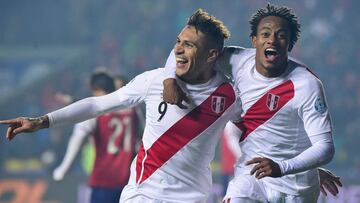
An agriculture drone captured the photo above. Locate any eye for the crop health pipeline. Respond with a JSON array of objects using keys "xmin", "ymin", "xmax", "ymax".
[
  {"xmin": 184, "ymin": 41, "xmax": 194, "ymax": 48},
  {"xmin": 277, "ymin": 32, "xmax": 288, "ymax": 39},
  {"xmin": 261, "ymin": 32, "xmax": 270, "ymax": 38}
]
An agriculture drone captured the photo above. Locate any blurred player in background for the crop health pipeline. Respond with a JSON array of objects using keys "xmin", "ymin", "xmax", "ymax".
[{"xmin": 52, "ymin": 71, "xmax": 140, "ymax": 203}]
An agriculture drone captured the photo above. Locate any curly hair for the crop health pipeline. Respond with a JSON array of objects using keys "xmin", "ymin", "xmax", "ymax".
[
  {"xmin": 249, "ymin": 3, "xmax": 301, "ymax": 51},
  {"xmin": 187, "ymin": 9, "xmax": 230, "ymax": 50}
]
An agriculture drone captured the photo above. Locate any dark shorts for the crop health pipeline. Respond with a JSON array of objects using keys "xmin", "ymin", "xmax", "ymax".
[{"xmin": 90, "ymin": 187, "xmax": 122, "ymax": 203}]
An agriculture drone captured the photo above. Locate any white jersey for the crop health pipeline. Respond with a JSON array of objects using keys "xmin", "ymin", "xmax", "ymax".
[
  {"xmin": 48, "ymin": 68, "xmax": 241, "ymax": 202},
  {"xmin": 217, "ymin": 47, "xmax": 332, "ymax": 195},
  {"xmin": 116, "ymin": 68, "xmax": 241, "ymax": 202}
]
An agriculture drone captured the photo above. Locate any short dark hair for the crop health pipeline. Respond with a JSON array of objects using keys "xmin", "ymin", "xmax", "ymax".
[
  {"xmin": 249, "ymin": 3, "xmax": 301, "ymax": 51},
  {"xmin": 90, "ymin": 72, "xmax": 115, "ymax": 93},
  {"xmin": 187, "ymin": 9, "xmax": 230, "ymax": 50},
  {"xmin": 113, "ymin": 74, "xmax": 128, "ymax": 85}
]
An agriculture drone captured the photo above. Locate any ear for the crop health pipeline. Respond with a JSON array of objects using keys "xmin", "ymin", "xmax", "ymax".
[
  {"xmin": 206, "ymin": 49, "xmax": 219, "ymax": 63},
  {"xmin": 251, "ymin": 36, "xmax": 257, "ymax": 48}
]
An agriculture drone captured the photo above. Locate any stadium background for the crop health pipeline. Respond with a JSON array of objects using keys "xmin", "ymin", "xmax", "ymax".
[{"xmin": 0, "ymin": 0, "xmax": 359, "ymax": 202}]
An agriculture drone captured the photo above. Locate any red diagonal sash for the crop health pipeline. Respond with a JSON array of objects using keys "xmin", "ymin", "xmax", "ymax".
[
  {"xmin": 236, "ymin": 80, "xmax": 294, "ymax": 142},
  {"xmin": 136, "ymin": 83, "xmax": 235, "ymax": 184}
]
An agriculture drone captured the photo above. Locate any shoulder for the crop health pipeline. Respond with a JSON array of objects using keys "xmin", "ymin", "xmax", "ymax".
[
  {"xmin": 217, "ymin": 46, "xmax": 255, "ymax": 73},
  {"xmin": 222, "ymin": 46, "xmax": 255, "ymax": 59},
  {"xmin": 130, "ymin": 68, "xmax": 165, "ymax": 84},
  {"xmin": 137, "ymin": 68, "xmax": 165, "ymax": 78},
  {"xmin": 288, "ymin": 59, "xmax": 324, "ymax": 93}
]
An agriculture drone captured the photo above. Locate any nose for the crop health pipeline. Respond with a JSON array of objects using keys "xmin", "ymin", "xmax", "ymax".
[
  {"xmin": 174, "ymin": 43, "xmax": 184, "ymax": 54},
  {"xmin": 267, "ymin": 34, "xmax": 278, "ymax": 45}
]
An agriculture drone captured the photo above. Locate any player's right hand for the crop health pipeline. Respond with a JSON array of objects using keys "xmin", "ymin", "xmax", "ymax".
[
  {"xmin": 53, "ymin": 167, "xmax": 66, "ymax": 181},
  {"xmin": 163, "ymin": 78, "xmax": 189, "ymax": 109},
  {"xmin": 0, "ymin": 116, "xmax": 49, "ymax": 140}
]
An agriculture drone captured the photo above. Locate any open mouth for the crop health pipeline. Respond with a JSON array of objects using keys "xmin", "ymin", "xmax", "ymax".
[
  {"xmin": 176, "ymin": 57, "xmax": 188, "ymax": 64},
  {"xmin": 264, "ymin": 48, "xmax": 278, "ymax": 59}
]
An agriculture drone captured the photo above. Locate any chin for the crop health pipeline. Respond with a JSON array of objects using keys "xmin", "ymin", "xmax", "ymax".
[
  {"xmin": 175, "ymin": 69, "xmax": 187, "ymax": 78},
  {"xmin": 261, "ymin": 61, "xmax": 275, "ymax": 69}
]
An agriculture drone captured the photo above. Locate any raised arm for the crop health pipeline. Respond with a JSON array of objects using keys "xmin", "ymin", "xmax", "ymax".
[{"xmin": 163, "ymin": 49, "xmax": 188, "ymax": 109}]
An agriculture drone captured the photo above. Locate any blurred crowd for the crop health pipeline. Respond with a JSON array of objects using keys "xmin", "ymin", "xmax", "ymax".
[{"xmin": 0, "ymin": 0, "xmax": 359, "ymax": 186}]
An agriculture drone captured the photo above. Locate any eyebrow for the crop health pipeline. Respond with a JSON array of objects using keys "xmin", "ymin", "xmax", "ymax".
[
  {"xmin": 259, "ymin": 27, "xmax": 288, "ymax": 33},
  {"xmin": 177, "ymin": 37, "xmax": 197, "ymax": 47}
]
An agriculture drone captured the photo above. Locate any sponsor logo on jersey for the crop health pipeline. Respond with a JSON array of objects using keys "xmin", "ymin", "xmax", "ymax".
[
  {"xmin": 315, "ymin": 96, "xmax": 327, "ymax": 114},
  {"xmin": 266, "ymin": 93, "xmax": 280, "ymax": 111},
  {"xmin": 211, "ymin": 96, "xmax": 225, "ymax": 114}
]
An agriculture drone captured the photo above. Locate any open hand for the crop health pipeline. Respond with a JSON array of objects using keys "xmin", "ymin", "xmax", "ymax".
[{"xmin": 318, "ymin": 168, "xmax": 342, "ymax": 196}]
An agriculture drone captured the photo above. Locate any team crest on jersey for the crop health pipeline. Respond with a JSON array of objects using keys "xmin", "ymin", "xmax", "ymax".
[
  {"xmin": 266, "ymin": 93, "xmax": 280, "ymax": 111},
  {"xmin": 211, "ymin": 96, "xmax": 225, "ymax": 114},
  {"xmin": 314, "ymin": 96, "xmax": 327, "ymax": 114}
]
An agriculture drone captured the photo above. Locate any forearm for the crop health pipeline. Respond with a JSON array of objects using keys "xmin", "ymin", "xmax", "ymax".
[
  {"xmin": 278, "ymin": 132, "xmax": 334, "ymax": 176},
  {"xmin": 164, "ymin": 49, "xmax": 177, "ymax": 79},
  {"xmin": 29, "ymin": 115, "xmax": 50, "ymax": 129}
]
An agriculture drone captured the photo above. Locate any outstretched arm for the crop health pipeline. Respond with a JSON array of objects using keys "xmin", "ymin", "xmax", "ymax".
[
  {"xmin": 1, "ymin": 71, "xmax": 149, "ymax": 140},
  {"xmin": 0, "ymin": 92, "xmax": 121, "ymax": 140}
]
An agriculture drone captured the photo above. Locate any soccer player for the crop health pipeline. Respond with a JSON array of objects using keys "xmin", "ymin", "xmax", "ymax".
[
  {"xmin": 163, "ymin": 3, "xmax": 337, "ymax": 203},
  {"xmin": 52, "ymin": 72, "xmax": 139, "ymax": 203},
  {"xmin": 0, "ymin": 9, "xmax": 242, "ymax": 203}
]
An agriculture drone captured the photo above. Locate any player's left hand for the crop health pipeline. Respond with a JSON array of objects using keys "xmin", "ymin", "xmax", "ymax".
[
  {"xmin": 318, "ymin": 168, "xmax": 342, "ymax": 196},
  {"xmin": 246, "ymin": 157, "xmax": 281, "ymax": 179}
]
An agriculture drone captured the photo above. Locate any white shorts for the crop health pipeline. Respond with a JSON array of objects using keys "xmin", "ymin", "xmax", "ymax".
[
  {"xmin": 120, "ymin": 192, "xmax": 207, "ymax": 203},
  {"xmin": 120, "ymin": 177, "xmax": 208, "ymax": 203},
  {"xmin": 120, "ymin": 193, "xmax": 162, "ymax": 203},
  {"xmin": 223, "ymin": 168, "xmax": 319, "ymax": 203},
  {"xmin": 223, "ymin": 169, "xmax": 267, "ymax": 202}
]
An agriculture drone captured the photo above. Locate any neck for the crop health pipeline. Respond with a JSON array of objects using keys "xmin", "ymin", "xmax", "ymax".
[
  {"xmin": 180, "ymin": 69, "xmax": 215, "ymax": 85},
  {"xmin": 256, "ymin": 59, "xmax": 288, "ymax": 78}
]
